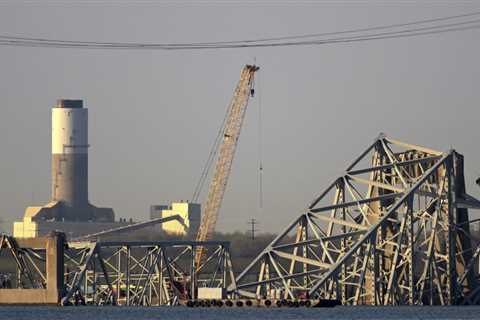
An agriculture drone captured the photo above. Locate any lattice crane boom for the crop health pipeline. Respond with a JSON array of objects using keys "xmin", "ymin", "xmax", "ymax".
[{"xmin": 195, "ymin": 65, "xmax": 259, "ymax": 266}]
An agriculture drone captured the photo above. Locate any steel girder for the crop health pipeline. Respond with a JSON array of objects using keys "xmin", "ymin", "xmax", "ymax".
[
  {"xmin": 62, "ymin": 240, "xmax": 236, "ymax": 306},
  {"xmin": 232, "ymin": 134, "xmax": 480, "ymax": 305}
]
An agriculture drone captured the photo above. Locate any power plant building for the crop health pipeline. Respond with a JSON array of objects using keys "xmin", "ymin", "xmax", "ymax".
[
  {"xmin": 14, "ymin": 99, "xmax": 121, "ymax": 238},
  {"xmin": 150, "ymin": 202, "xmax": 200, "ymax": 237}
]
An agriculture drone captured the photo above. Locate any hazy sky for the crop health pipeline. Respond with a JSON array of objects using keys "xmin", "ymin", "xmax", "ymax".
[{"xmin": 1, "ymin": 1, "xmax": 480, "ymax": 234}]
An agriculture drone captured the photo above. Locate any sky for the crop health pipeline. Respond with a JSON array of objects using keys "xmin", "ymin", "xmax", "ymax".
[{"xmin": 1, "ymin": 1, "xmax": 479, "ymax": 234}]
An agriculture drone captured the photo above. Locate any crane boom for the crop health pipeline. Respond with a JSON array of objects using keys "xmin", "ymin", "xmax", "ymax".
[{"xmin": 195, "ymin": 64, "xmax": 259, "ymax": 266}]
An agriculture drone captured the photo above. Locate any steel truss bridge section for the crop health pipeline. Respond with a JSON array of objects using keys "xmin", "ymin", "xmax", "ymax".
[
  {"xmin": 62, "ymin": 240, "xmax": 237, "ymax": 306},
  {"xmin": 0, "ymin": 237, "xmax": 236, "ymax": 306},
  {"xmin": 232, "ymin": 134, "xmax": 480, "ymax": 305}
]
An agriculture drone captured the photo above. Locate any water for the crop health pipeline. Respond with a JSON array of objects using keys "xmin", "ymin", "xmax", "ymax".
[{"xmin": 0, "ymin": 306, "xmax": 479, "ymax": 320}]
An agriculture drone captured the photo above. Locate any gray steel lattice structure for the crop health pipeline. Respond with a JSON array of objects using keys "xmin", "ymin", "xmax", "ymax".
[
  {"xmin": 0, "ymin": 235, "xmax": 236, "ymax": 306},
  {"xmin": 232, "ymin": 134, "xmax": 480, "ymax": 305},
  {"xmin": 62, "ymin": 240, "xmax": 236, "ymax": 306}
]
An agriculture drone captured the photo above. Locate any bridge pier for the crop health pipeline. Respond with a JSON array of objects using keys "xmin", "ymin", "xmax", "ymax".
[{"xmin": 0, "ymin": 232, "xmax": 65, "ymax": 304}]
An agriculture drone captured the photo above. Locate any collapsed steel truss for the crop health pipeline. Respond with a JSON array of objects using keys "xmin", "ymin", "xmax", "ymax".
[
  {"xmin": 0, "ymin": 237, "xmax": 236, "ymax": 305},
  {"xmin": 62, "ymin": 240, "xmax": 236, "ymax": 306},
  {"xmin": 233, "ymin": 134, "xmax": 480, "ymax": 305},
  {"xmin": 3, "ymin": 134, "xmax": 480, "ymax": 306}
]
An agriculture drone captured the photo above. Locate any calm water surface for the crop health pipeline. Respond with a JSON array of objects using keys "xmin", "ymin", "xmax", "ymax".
[{"xmin": 0, "ymin": 305, "xmax": 479, "ymax": 320}]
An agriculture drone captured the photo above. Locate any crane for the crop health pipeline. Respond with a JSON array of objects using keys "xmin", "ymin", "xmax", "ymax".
[{"xmin": 194, "ymin": 64, "xmax": 259, "ymax": 266}]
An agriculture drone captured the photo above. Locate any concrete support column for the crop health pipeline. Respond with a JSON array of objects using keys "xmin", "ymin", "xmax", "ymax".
[{"xmin": 46, "ymin": 232, "xmax": 65, "ymax": 303}]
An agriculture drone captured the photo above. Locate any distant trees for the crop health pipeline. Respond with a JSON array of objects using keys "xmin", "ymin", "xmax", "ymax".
[{"xmin": 213, "ymin": 232, "xmax": 276, "ymax": 271}]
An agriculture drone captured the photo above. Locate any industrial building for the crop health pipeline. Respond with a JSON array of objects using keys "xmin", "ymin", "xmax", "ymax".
[
  {"xmin": 13, "ymin": 100, "xmax": 123, "ymax": 238},
  {"xmin": 150, "ymin": 202, "xmax": 200, "ymax": 237},
  {"xmin": 12, "ymin": 99, "xmax": 202, "ymax": 239}
]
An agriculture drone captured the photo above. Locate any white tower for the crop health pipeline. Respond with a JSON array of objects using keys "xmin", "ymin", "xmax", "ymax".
[{"xmin": 52, "ymin": 100, "xmax": 89, "ymax": 212}]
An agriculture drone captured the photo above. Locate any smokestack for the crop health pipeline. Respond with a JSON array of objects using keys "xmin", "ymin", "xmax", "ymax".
[
  {"xmin": 13, "ymin": 99, "xmax": 115, "ymax": 238},
  {"xmin": 47, "ymin": 99, "xmax": 113, "ymax": 222},
  {"xmin": 52, "ymin": 99, "xmax": 89, "ymax": 209}
]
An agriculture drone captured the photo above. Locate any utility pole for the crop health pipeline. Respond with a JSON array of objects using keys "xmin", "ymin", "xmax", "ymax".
[{"xmin": 248, "ymin": 218, "xmax": 258, "ymax": 240}]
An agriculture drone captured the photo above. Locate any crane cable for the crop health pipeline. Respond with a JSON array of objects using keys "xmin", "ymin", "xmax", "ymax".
[
  {"xmin": 191, "ymin": 83, "xmax": 239, "ymax": 203},
  {"xmin": 257, "ymin": 70, "xmax": 264, "ymax": 211},
  {"xmin": 191, "ymin": 104, "xmax": 230, "ymax": 203}
]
